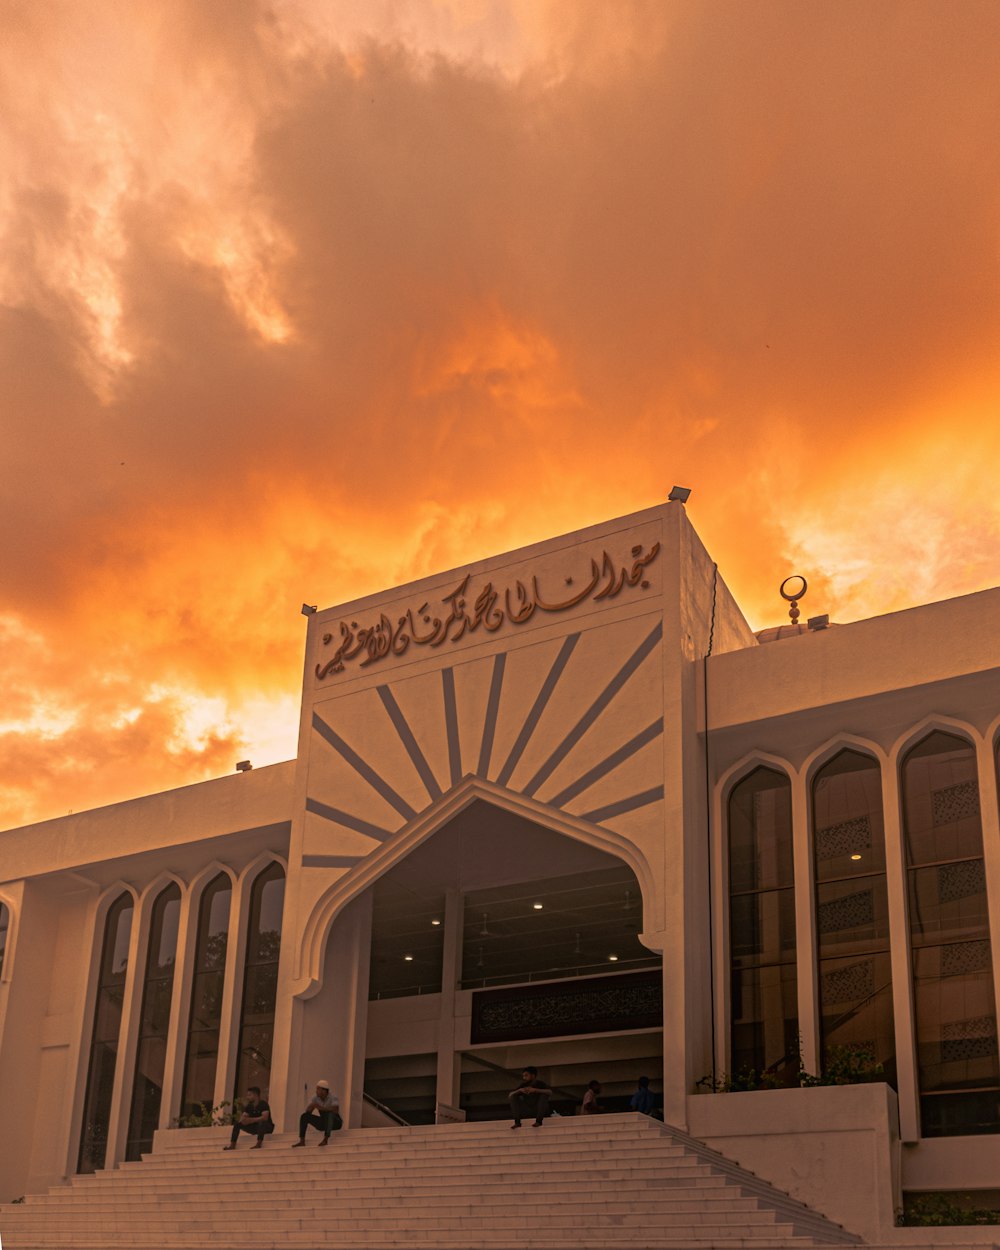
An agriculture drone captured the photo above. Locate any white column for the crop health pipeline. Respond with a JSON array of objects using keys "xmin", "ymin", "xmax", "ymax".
[
  {"xmin": 791, "ymin": 768, "xmax": 819, "ymax": 1077},
  {"xmin": 882, "ymin": 757, "xmax": 920, "ymax": 1143},
  {"xmin": 435, "ymin": 888, "xmax": 464, "ymax": 1113},
  {"xmin": 973, "ymin": 736, "xmax": 1000, "ymax": 1054}
]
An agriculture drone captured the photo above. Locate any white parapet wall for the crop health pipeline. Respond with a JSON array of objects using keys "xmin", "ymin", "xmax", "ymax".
[{"xmin": 687, "ymin": 1083, "xmax": 901, "ymax": 1242}]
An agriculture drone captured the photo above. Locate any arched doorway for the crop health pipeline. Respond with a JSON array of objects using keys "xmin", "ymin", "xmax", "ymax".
[{"xmin": 357, "ymin": 797, "xmax": 662, "ymax": 1123}]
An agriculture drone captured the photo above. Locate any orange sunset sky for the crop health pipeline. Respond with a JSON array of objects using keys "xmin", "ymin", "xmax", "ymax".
[{"xmin": 3, "ymin": 0, "xmax": 1000, "ymax": 831}]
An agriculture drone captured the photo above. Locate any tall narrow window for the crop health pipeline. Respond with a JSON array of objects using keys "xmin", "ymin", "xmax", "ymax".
[
  {"xmin": 78, "ymin": 892, "xmax": 134, "ymax": 1173},
  {"xmin": 903, "ymin": 731, "xmax": 1000, "ymax": 1136},
  {"xmin": 0, "ymin": 902, "xmax": 9, "ymax": 978},
  {"xmin": 125, "ymin": 884, "xmax": 181, "ymax": 1160},
  {"xmin": 179, "ymin": 874, "xmax": 231, "ymax": 1117},
  {"xmin": 728, "ymin": 767, "xmax": 798, "ymax": 1083},
  {"xmin": 813, "ymin": 750, "xmax": 895, "ymax": 1082},
  {"xmin": 234, "ymin": 863, "xmax": 285, "ymax": 1098}
]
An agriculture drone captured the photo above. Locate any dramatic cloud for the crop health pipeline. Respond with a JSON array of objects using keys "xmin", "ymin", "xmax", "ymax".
[{"xmin": 3, "ymin": 0, "xmax": 999, "ymax": 826}]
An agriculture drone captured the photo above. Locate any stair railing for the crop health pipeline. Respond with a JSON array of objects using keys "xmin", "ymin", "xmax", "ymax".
[{"xmin": 362, "ymin": 1090, "xmax": 411, "ymax": 1127}]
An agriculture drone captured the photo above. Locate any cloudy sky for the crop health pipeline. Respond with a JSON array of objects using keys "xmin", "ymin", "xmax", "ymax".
[{"xmin": 3, "ymin": 0, "xmax": 999, "ymax": 829}]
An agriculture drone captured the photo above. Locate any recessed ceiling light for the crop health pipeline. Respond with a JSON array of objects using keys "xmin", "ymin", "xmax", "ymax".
[
  {"xmin": 850, "ymin": 854, "xmax": 862, "ymax": 861},
  {"xmin": 431, "ymin": 919, "xmax": 441, "ymax": 926},
  {"xmin": 608, "ymin": 954, "xmax": 619, "ymax": 962},
  {"xmin": 533, "ymin": 902, "xmax": 544, "ymax": 910},
  {"xmin": 404, "ymin": 954, "xmax": 414, "ymax": 961}
]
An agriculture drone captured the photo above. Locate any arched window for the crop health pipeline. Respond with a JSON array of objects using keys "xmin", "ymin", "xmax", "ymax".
[
  {"xmin": 903, "ymin": 731, "xmax": 1000, "ymax": 1136},
  {"xmin": 812, "ymin": 750, "xmax": 895, "ymax": 1082},
  {"xmin": 233, "ymin": 863, "xmax": 285, "ymax": 1099},
  {"xmin": 78, "ymin": 892, "xmax": 134, "ymax": 1173},
  {"xmin": 728, "ymin": 767, "xmax": 798, "ymax": 1083},
  {"xmin": 0, "ymin": 901, "xmax": 9, "ymax": 978},
  {"xmin": 179, "ymin": 873, "xmax": 232, "ymax": 1118},
  {"xmin": 125, "ymin": 884, "xmax": 181, "ymax": 1160}
]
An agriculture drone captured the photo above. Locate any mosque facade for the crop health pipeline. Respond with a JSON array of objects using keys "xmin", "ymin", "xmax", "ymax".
[{"xmin": 3, "ymin": 501, "xmax": 1000, "ymax": 1236}]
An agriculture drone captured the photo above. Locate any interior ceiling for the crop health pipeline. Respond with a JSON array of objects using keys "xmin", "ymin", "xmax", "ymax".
[{"xmin": 374, "ymin": 800, "xmax": 618, "ymax": 896}]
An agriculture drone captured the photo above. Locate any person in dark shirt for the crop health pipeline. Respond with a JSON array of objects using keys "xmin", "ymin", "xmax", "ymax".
[
  {"xmin": 509, "ymin": 1066, "xmax": 552, "ymax": 1129},
  {"xmin": 223, "ymin": 1087, "xmax": 273, "ymax": 1150},
  {"xmin": 629, "ymin": 1075, "xmax": 657, "ymax": 1116}
]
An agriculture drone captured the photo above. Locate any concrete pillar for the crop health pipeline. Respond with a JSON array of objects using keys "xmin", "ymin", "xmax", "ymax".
[
  {"xmin": 881, "ymin": 756, "xmax": 920, "ymax": 1143},
  {"xmin": 435, "ymin": 887, "xmax": 463, "ymax": 1113}
]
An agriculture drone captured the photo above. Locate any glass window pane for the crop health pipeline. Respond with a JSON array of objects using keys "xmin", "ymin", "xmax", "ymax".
[
  {"xmin": 904, "ymin": 732, "xmax": 983, "ymax": 867},
  {"xmin": 907, "ymin": 861, "xmax": 989, "ymax": 946},
  {"xmin": 730, "ymin": 888, "xmax": 796, "ymax": 963},
  {"xmin": 234, "ymin": 863, "xmax": 284, "ymax": 1100},
  {"xmin": 729, "ymin": 768, "xmax": 794, "ymax": 892},
  {"xmin": 730, "ymin": 964, "xmax": 798, "ymax": 1080},
  {"xmin": 180, "ymin": 875, "xmax": 232, "ymax": 1116},
  {"xmin": 78, "ymin": 893, "xmax": 134, "ymax": 1174},
  {"xmin": 817, "ymin": 878, "xmax": 891, "ymax": 951},
  {"xmin": 818, "ymin": 951, "xmax": 895, "ymax": 1082},
  {"xmin": 813, "ymin": 751, "xmax": 885, "ymax": 881}
]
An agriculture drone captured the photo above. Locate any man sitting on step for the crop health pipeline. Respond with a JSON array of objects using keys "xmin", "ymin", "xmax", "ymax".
[
  {"xmin": 292, "ymin": 1080, "xmax": 343, "ymax": 1147},
  {"xmin": 223, "ymin": 1087, "xmax": 273, "ymax": 1150},
  {"xmin": 509, "ymin": 1067, "xmax": 552, "ymax": 1129}
]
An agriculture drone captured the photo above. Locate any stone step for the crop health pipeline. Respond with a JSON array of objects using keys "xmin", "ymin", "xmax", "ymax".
[{"xmin": 0, "ymin": 1115, "xmax": 861, "ymax": 1250}]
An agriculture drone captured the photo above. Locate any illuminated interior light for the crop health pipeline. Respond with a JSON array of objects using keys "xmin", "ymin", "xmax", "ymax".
[
  {"xmin": 431, "ymin": 919, "xmax": 441, "ymax": 926},
  {"xmin": 533, "ymin": 902, "xmax": 543, "ymax": 910},
  {"xmin": 608, "ymin": 954, "xmax": 619, "ymax": 962},
  {"xmin": 403, "ymin": 954, "xmax": 414, "ymax": 961},
  {"xmin": 850, "ymin": 854, "xmax": 862, "ymax": 861}
]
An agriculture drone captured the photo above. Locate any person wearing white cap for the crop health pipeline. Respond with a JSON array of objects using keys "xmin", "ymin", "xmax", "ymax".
[{"xmin": 292, "ymin": 1080, "xmax": 342, "ymax": 1146}]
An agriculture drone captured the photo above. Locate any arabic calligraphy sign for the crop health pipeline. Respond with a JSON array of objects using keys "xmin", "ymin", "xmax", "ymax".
[{"xmin": 315, "ymin": 542, "xmax": 661, "ymax": 681}]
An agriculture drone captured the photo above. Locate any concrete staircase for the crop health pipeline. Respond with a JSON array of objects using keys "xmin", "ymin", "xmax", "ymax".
[{"xmin": 1, "ymin": 1113, "xmax": 865, "ymax": 1249}]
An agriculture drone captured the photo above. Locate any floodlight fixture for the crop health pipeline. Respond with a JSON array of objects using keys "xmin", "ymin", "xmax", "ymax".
[
  {"xmin": 301, "ymin": 604, "xmax": 317, "ymax": 616},
  {"xmin": 235, "ymin": 760, "xmax": 252, "ymax": 772},
  {"xmin": 668, "ymin": 485, "xmax": 691, "ymax": 503},
  {"xmin": 807, "ymin": 614, "xmax": 830, "ymax": 631}
]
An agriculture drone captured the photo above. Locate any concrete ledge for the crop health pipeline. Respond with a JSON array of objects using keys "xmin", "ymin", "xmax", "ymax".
[{"xmin": 687, "ymin": 1083, "xmax": 900, "ymax": 1241}]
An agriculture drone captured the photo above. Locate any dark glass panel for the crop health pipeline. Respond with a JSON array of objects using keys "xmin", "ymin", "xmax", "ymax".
[
  {"xmin": 907, "ymin": 862, "xmax": 989, "ymax": 946},
  {"xmin": 728, "ymin": 768, "xmax": 797, "ymax": 1084},
  {"xmin": 816, "ymin": 877, "xmax": 891, "ymax": 950},
  {"xmin": 198, "ymin": 878, "xmax": 231, "ymax": 972},
  {"xmin": 730, "ymin": 888, "xmax": 797, "ymax": 962},
  {"xmin": 813, "ymin": 751, "xmax": 886, "ymax": 881},
  {"xmin": 903, "ymin": 732, "xmax": 983, "ymax": 868},
  {"xmin": 235, "ymin": 1024, "xmax": 274, "ymax": 1094},
  {"xmin": 188, "ymin": 970, "xmax": 226, "ymax": 1029},
  {"xmin": 921, "ymin": 1090, "xmax": 1000, "ymax": 1138},
  {"xmin": 730, "ymin": 963, "xmax": 798, "ymax": 1080},
  {"xmin": 903, "ymin": 734, "xmax": 999, "ymax": 1136},
  {"xmin": 125, "ymin": 885, "xmax": 180, "ymax": 1161},
  {"xmin": 241, "ymin": 963, "xmax": 279, "ymax": 1021},
  {"xmin": 179, "ymin": 875, "xmax": 232, "ymax": 1117},
  {"xmin": 729, "ymin": 768, "xmax": 795, "ymax": 893},
  {"xmin": 0, "ymin": 903, "xmax": 9, "ymax": 978},
  {"xmin": 78, "ymin": 893, "xmax": 134, "ymax": 1174},
  {"xmin": 818, "ymin": 951, "xmax": 896, "ymax": 1083},
  {"xmin": 233, "ymin": 863, "xmax": 284, "ymax": 1099}
]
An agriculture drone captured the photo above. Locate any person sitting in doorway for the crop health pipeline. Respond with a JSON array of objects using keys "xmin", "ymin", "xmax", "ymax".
[
  {"xmin": 581, "ymin": 1079, "xmax": 603, "ymax": 1114},
  {"xmin": 292, "ymin": 1080, "xmax": 342, "ymax": 1147},
  {"xmin": 629, "ymin": 1075, "xmax": 659, "ymax": 1117},
  {"xmin": 223, "ymin": 1086, "xmax": 273, "ymax": 1150},
  {"xmin": 509, "ymin": 1067, "xmax": 552, "ymax": 1129}
]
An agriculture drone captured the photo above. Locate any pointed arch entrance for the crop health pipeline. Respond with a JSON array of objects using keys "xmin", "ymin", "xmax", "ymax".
[{"xmin": 291, "ymin": 779, "xmax": 663, "ymax": 1127}]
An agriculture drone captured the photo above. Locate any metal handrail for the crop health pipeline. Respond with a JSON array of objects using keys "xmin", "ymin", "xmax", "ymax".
[
  {"xmin": 362, "ymin": 1091, "xmax": 410, "ymax": 1127},
  {"xmin": 459, "ymin": 1050, "xmax": 581, "ymax": 1103}
]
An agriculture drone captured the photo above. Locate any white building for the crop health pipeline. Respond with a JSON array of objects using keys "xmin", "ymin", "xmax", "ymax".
[{"xmin": 3, "ymin": 501, "xmax": 1000, "ymax": 1237}]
